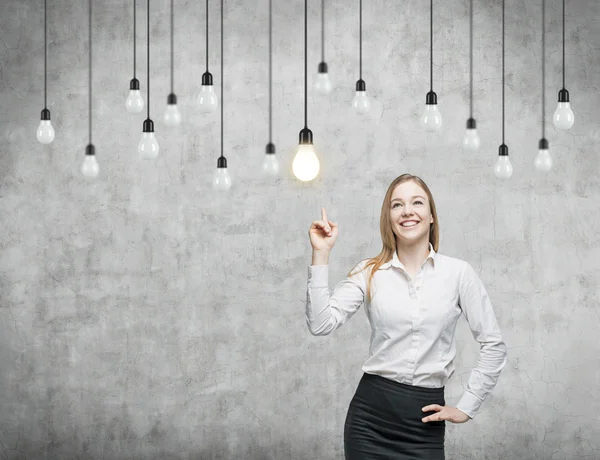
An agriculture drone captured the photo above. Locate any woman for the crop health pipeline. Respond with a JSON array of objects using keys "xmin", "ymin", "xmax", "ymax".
[{"xmin": 305, "ymin": 174, "xmax": 508, "ymax": 459}]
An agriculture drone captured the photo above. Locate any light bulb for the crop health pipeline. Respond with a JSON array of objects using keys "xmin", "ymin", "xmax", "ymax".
[
  {"xmin": 81, "ymin": 145, "xmax": 99, "ymax": 178},
  {"xmin": 420, "ymin": 104, "xmax": 442, "ymax": 132},
  {"xmin": 463, "ymin": 129, "xmax": 480, "ymax": 151},
  {"xmin": 163, "ymin": 104, "xmax": 181, "ymax": 126},
  {"xmin": 534, "ymin": 139, "xmax": 553, "ymax": 172},
  {"xmin": 494, "ymin": 145, "xmax": 513, "ymax": 179},
  {"xmin": 197, "ymin": 85, "xmax": 218, "ymax": 113},
  {"xmin": 352, "ymin": 90, "xmax": 370, "ymax": 114},
  {"xmin": 213, "ymin": 167, "xmax": 232, "ymax": 191},
  {"xmin": 553, "ymin": 102, "xmax": 574, "ymax": 130},
  {"xmin": 126, "ymin": 90, "xmax": 144, "ymax": 113},
  {"xmin": 315, "ymin": 62, "xmax": 332, "ymax": 95},
  {"xmin": 262, "ymin": 154, "xmax": 280, "ymax": 176},
  {"xmin": 37, "ymin": 120, "xmax": 55, "ymax": 144},
  {"xmin": 292, "ymin": 143, "xmax": 319, "ymax": 182},
  {"xmin": 138, "ymin": 131, "xmax": 159, "ymax": 159}
]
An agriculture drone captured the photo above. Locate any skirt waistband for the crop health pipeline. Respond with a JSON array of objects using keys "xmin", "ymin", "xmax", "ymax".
[{"xmin": 361, "ymin": 372, "xmax": 444, "ymax": 396}]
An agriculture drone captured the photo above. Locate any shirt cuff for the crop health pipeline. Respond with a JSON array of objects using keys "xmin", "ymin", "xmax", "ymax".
[
  {"xmin": 456, "ymin": 390, "xmax": 483, "ymax": 420},
  {"xmin": 308, "ymin": 264, "xmax": 328, "ymax": 288}
]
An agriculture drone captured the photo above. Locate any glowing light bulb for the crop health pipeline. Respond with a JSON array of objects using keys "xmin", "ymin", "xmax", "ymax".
[
  {"xmin": 494, "ymin": 145, "xmax": 513, "ymax": 179},
  {"xmin": 126, "ymin": 79, "xmax": 144, "ymax": 113},
  {"xmin": 81, "ymin": 145, "xmax": 99, "ymax": 178},
  {"xmin": 292, "ymin": 144, "xmax": 319, "ymax": 182},
  {"xmin": 315, "ymin": 62, "xmax": 332, "ymax": 95},
  {"xmin": 534, "ymin": 139, "xmax": 553, "ymax": 172}
]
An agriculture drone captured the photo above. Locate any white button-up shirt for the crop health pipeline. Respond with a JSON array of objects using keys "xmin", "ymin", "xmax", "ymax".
[{"xmin": 305, "ymin": 243, "xmax": 508, "ymax": 419}]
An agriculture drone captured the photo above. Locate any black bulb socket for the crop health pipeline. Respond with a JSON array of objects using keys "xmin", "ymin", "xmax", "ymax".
[
  {"xmin": 538, "ymin": 138, "xmax": 549, "ymax": 150},
  {"xmin": 266, "ymin": 142, "xmax": 276, "ymax": 154},
  {"xmin": 426, "ymin": 91, "xmax": 437, "ymax": 105},
  {"xmin": 41, "ymin": 108, "xmax": 51, "ymax": 120},
  {"xmin": 143, "ymin": 119, "xmax": 155, "ymax": 133},
  {"xmin": 167, "ymin": 93, "xmax": 177, "ymax": 105},
  {"xmin": 558, "ymin": 88, "xmax": 570, "ymax": 103},
  {"xmin": 355, "ymin": 79, "xmax": 366, "ymax": 91},
  {"xmin": 217, "ymin": 156, "xmax": 227, "ymax": 168},
  {"xmin": 85, "ymin": 144, "xmax": 96, "ymax": 156},
  {"xmin": 202, "ymin": 72, "xmax": 213, "ymax": 86},
  {"xmin": 298, "ymin": 127, "xmax": 313, "ymax": 145},
  {"xmin": 466, "ymin": 118, "xmax": 477, "ymax": 129},
  {"xmin": 498, "ymin": 144, "xmax": 509, "ymax": 156},
  {"xmin": 129, "ymin": 78, "xmax": 140, "ymax": 90},
  {"xmin": 318, "ymin": 62, "xmax": 328, "ymax": 74}
]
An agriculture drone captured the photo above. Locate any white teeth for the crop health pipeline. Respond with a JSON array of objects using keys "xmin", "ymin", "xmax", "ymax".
[{"xmin": 401, "ymin": 221, "xmax": 419, "ymax": 227}]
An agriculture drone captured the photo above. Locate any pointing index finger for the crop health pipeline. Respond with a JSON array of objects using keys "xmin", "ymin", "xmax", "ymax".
[{"xmin": 321, "ymin": 207, "xmax": 328, "ymax": 222}]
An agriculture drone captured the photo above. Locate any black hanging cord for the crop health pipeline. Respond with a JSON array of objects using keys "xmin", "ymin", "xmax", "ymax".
[
  {"xmin": 359, "ymin": 0, "xmax": 362, "ymax": 80},
  {"xmin": 206, "ymin": 0, "xmax": 209, "ymax": 72},
  {"xmin": 561, "ymin": 0, "xmax": 565, "ymax": 89},
  {"xmin": 430, "ymin": 0, "xmax": 433, "ymax": 92},
  {"xmin": 321, "ymin": 0, "xmax": 325, "ymax": 62},
  {"xmin": 89, "ymin": 0, "xmax": 92, "ymax": 143},
  {"xmin": 269, "ymin": 0, "xmax": 272, "ymax": 143},
  {"xmin": 502, "ymin": 0, "xmax": 504, "ymax": 144},
  {"xmin": 220, "ymin": 0, "xmax": 224, "ymax": 158},
  {"xmin": 147, "ymin": 0, "xmax": 150, "ymax": 119},
  {"xmin": 542, "ymin": 0, "xmax": 545, "ymax": 138},
  {"xmin": 304, "ymin": 0, "xmax": 307, "ymax": 128},
  {"xmin": 133, "ymin": 0, "xmax": 136, "ymax": 78},
  {"xmin": 170, "ymin": 0, "xmax": 174, "ymax": 94},
  {"xmin": 44, "ymin": 0, "xmax": 47, "ymax": 109},
  {"xmin": 469, "ymin": 0, "xmax": 473, "ymax": 118}
]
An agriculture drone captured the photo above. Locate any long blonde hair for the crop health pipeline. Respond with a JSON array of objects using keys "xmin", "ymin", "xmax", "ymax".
[{"xmin": 348, "ymin": 174, "xmax": 440, "ymax": 303}]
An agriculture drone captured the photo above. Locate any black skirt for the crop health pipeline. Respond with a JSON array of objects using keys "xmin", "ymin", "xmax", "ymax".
[{"xmin": 344, "ymin": 372, "xmax": 446, "ymax": 460}]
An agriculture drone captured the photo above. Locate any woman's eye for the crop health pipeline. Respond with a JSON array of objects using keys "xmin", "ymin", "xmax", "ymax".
[{"xmin": 393, "ymin": 201, "xmax": 423, "ymax": 208}]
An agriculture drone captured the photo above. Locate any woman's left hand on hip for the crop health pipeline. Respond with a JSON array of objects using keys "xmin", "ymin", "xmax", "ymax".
[{"xmin": 421, "ymin": 404, "xmax": 471, "ymax": 424}]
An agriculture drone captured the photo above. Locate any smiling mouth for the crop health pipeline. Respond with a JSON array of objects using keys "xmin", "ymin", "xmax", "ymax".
[{"xmin": 400, "ymin": 221, "xmax": 420, "ymax": 228}]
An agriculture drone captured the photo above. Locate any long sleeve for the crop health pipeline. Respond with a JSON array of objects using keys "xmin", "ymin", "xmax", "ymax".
[
  {"xmin": 305, "ymin": 260, "xmax": 367, "ymax": 336},
  {"xmin": 455, "ymin": 262, "xmax": 508, "ymax": 419}
]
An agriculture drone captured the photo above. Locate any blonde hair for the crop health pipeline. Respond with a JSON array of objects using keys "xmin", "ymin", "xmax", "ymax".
[{"xmin": 347, "ymin": 174, "xmax": 440, "ymax": 303}]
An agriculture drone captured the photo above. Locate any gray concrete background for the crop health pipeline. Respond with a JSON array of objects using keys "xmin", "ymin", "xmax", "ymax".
[{"xmin": 1, "ymin": 0, "xmax": 599, "ymax": 458}]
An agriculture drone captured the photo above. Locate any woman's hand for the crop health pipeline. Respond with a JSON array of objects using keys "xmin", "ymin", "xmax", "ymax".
[
  {"xmin": 421, "ymin": 405, "xmax": 471, "ymax": 424},
  {"xmin": 308, "ymin": 207, "xmax": 338, "ymax": 251}
]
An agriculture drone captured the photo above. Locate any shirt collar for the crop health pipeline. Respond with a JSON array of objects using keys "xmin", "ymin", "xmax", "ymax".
[{"xmin": 380, "ymin": 242, "xmax": 436, "ymax": 271}]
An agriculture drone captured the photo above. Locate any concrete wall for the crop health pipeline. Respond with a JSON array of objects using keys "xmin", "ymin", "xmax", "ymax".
[{"xmin": 1, "ymin": 0, "xmax": 599, "ymax": 458}]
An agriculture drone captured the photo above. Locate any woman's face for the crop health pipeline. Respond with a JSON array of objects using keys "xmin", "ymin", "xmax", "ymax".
[{"xmin": 389, "ymin": 181, "xmax": 434, "ymax": 243}]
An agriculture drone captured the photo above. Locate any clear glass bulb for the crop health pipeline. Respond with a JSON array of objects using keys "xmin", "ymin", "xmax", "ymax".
[
  {"xmin": 197, "ymin": 85, "xmax": 218, "ymax": 112},
  {"xmin": 81, "ymin": 155, "xmax": 99, "ymax": 178},
  {"xmin": 163, "ymin": 104, "xmax": 182, "ymax": 126},
  {"xmin": 534, "ymin": 148, "xmax": 553, "ymax": 172},
  {"xmin": 420, "ymin": 104, "xmax": 443, "ymax": 131},
  {"xmin": 212, "ymin": 167, "xmax": 232, "ymax": 191},
  {"xmin": 315, "ymin": 72, "xmax": 332, "ymax": 94},
  {"xmin": 261, "ymin": 154, "xmax": 280, "ymax": 176},
  {"xmin": 494, "ymin": 155, "xmax": 513, "ymax": 179},
  {"xmin": 352, "ymin": 90, "xmax": 370, "ymax": 114},
  {"xmin": 463, "ymin": 128, "xmax": 480, "ymax": 151},
  {"xmin": 126, "ymin": 90, "xmax": 144, "ymax": 113},
  {"xmin": 292, "ymin": 144, "xmax": 320, "ymax": 182},
  {"xmin": 553, "ymin": 102, "xmax": 574, "ymax": 130},
  {"xmin": 138, "ymin": 132, "xmax": 159, "ymax": 159},
  {"xmin": 36, "ymin": 120, "xmax": 55, "ymax": 144}
]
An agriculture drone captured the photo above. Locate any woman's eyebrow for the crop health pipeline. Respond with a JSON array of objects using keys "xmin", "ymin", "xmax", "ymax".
[{"xmin": 391, "ymin": 195, "xmax": 425, "ymax": 202}]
